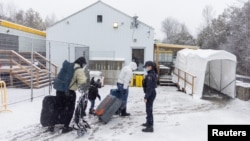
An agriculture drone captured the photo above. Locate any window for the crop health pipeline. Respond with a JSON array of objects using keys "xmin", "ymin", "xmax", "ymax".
[
  {"xmin": 97, "ymin": 15, "xmax": 103, "ymax": 23},
  {"xmin": 132, "ymin": 49, "xmax": 145, "ymax": 71}
]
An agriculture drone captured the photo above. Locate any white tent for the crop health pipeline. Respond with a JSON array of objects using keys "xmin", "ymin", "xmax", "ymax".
[{"xmin": 172, "ymin": 49, "xmax": 237, "ymax": 98}]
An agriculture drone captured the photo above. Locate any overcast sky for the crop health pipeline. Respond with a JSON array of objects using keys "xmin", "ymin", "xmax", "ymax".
[{"xmin": 0, "ymin": 0, "xmax": 243, "ymax": 40}]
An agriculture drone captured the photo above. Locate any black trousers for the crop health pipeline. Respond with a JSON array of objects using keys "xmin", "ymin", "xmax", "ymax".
[
  {"xmin": 56, "ymin": 90, "xmax": 76, "ymax": 127},
  {"xmin": 146, "ymin": 90, "xmax": 156, "ymax": 127}
]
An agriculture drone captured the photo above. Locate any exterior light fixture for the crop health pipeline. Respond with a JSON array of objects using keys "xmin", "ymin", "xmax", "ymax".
[{"xmin": 113, "ymin": 22, "xmax": 118, "ymax": 28}]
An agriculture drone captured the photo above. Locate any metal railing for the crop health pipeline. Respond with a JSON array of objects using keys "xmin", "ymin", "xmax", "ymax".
[
  {"xmin": 0, "ymin": 81, "xmax": 9, "ymax": 112},
  {"xmin": 173, "ymin": 67, "xmax": 196, "ymax": 95}
]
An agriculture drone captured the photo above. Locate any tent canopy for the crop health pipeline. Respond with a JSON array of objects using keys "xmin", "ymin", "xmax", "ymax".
[{"xmin": 173, "ymin": 49, "xmax": 237, "ymax": 98}]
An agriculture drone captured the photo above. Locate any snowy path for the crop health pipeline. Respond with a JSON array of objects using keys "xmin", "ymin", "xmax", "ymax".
[{"xmin": 0, "ymin": 86, "xmax": 249, "ymax": 141}]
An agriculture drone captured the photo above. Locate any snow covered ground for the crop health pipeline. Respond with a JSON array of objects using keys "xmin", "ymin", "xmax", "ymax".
[{"xmin": 0, "ymin": 85, "xmax": 250, "ymax": 141}]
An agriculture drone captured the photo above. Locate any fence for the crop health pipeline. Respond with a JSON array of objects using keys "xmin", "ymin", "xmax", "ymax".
[
  {"xmin": 173, "ymin": 67, "xmax": 196, "ymax": 95},
  {"xmin": 0, "ymin": 32, "xmax": 122, "ymax": 107}
]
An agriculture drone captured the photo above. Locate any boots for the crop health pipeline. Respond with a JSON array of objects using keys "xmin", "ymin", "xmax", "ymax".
[
  {"xmin": 89, "ymin": 109, "xmax": 95, "ymax": 115},
  {"xmin": 48, "ymin": 126, "xmax": 54, "ymax": 132},
  {"xmin": 120, "ymin": 108, "xmax": 130, "ymax": 116},
  {"xmin": 142, "ymin": 126, "xmax": 154, "ymax": 133},
  {"xmin": 141, "ymin": 123, "xmax": 148, "ymax": 127},
  {"xmin": 62, "ymin": 126, "xmax": 73, "ymax": 133}
]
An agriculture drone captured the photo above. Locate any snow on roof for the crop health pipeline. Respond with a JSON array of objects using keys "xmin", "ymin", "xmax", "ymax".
[
  {"xmin": 159, "ymin": 65, "xmax": 170, "ymax": 69},
  {"xmin": 133, "ymin": 71, "xmax": 145, "ymax": 75},
  {"xmin": 178, "ymin": 49, "xmax": 237, "ymax": 62},
  {"xmin": 90, "ymin": 71, "xmax": 102, "ymax": 76},
  {"xmin": 236, "ymin": 80, "xmax": 250, "ymax": 88}
]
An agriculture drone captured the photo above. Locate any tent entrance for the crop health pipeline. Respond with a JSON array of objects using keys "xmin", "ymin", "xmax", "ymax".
[{"xmin": 202, "ymin": 60, "xmax": 235, "ymax": 99}]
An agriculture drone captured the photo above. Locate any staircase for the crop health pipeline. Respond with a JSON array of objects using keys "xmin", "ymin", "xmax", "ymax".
[
  {"xmin": 0, "ymin": 50, "xmax": 57, "ymax": 88},
  {"xmin": 159, "ymin": 75, "xmax": 176, "ymax": 86}
]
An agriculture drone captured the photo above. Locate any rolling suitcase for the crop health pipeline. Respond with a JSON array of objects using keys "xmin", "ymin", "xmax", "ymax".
[
  {"xmin": 40, "ymin": 95, "xmax": 58, "ymax": 127},
  {"xmin": 95, "ymin": 95, "xmax": 122, "ymax": 124}
]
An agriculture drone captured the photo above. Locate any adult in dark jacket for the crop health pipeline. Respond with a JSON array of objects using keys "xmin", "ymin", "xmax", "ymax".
[
  {"xmin": 88, "ymin": 77, "xmax": 101, "ymax": 114},
  {"xmin": 142, "ymin": 61, "xmax": 157, "ymax": 133}
]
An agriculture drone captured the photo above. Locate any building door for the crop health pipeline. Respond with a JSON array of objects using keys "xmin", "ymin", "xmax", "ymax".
[
  {"xmin": 75, "ymin": 47, "xmax": 89, "ymax": 63},
  {"xmin": 132, "ymin": 48, "xmax": 144, "ymax": 71}
]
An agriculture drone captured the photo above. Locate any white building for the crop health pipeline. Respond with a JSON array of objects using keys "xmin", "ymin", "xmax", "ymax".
[
  {"xmin": 0, "ymin": 20, "xmax": 46, "ymax": 53},
  {"xmin": 46, "ymin": 1, "xmax": 154, "ymax": 69}
]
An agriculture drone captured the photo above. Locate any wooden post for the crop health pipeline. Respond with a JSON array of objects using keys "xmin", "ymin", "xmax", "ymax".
[
  {"xmin": 184, "ymin": 72, "xmax": 187, "ymax": 89},
  {"xmin": 35, "ymin": 69, "xmax": 39, "ymax": 88},
  {"xmin": 9, "ymin": 51, "xmax": 13, "ymax": 87},
  {"xmin": 54, "ymin": 66, "xmax": 57, "ymax": 77},
  {"xmin": 192, "ymin": 76, "xmax": 195, "ymax": 95},
  {"xmin": 178, "ymin": 68, "xmax": 180, "ymax": 83}
]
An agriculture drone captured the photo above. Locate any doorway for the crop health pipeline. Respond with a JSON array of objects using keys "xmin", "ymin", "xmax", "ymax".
[
  {"xmin": 132, "ymin": 48, "xmax": 144, "ymax": 71},
  {"xmin": 75, "ymin": 47, "xmax": 89, "ymax": 63}
]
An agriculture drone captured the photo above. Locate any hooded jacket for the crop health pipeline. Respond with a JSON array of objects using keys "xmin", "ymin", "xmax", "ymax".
[
  {"xmin": 69, "ymin": 64, "xmax": 87, "ymax": 91},
  {"xmin": 117, "ymin": 62, "xmax": 137, "ymax": 89}
]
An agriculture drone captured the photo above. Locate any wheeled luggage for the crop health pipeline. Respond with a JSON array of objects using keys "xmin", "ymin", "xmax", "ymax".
[
  {"xmin": 95, "ymin": 95, "xmax": 122, "ymax": 124},
  {"xmin": 40, "ymin": 95, "xmax": 58, "ymax": 127}
]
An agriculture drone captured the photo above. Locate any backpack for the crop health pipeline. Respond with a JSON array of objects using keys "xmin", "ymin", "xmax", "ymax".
[{"xmin": 53, "ymin": 60, "xmax": 81, "ymax": 91}]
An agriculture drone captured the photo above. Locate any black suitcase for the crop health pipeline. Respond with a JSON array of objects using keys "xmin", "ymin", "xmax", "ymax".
[
  {"xmin": 95, "ymin": 95, "xmax": 122, "ymax": 124},
  {"xmin": 40, "ymin": 95, "xmax": 58, "ymax": 127}
]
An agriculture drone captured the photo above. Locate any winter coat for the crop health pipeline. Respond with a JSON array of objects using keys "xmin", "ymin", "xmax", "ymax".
[
  {"xmin": 143, "ymin": 70, "xmax": 157, "ymax": 99},
  {"xmin": 88, "ymin": 85, "xmax": 101, "ymax": 100},
  {"xmin": 69, "ymin": 64, "xmax": 87, "ymax": 91},
  {"xmin": 117, "ymin": 62, "xmax": 137, "ymax": 89}
]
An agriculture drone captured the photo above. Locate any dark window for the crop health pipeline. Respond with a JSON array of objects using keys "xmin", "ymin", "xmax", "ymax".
[
  {"xmin": 132, "ymin": 49, "xmax": 144, "ymax": 71},
  {"xmin": 97, "ymin": 15, "xmax": 103, "ymax": 23}
]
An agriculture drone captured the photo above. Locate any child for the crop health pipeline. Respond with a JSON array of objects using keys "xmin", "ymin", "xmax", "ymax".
[
  {"xmin": 142, "ymin": 61, "xmax": 157, "ymax": 133},
  {"xmin": 88, "ymin": 77, "xmax": 101, "ymax": 114}
]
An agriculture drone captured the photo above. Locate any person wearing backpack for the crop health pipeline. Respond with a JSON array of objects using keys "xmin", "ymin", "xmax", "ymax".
[
  {"xmin": 141, "ymin": 61, "xmax": 157, "ymax": 133},
  {"xmin": 52, "ymin": 57, "xmax": 87, "ymax": 133}
]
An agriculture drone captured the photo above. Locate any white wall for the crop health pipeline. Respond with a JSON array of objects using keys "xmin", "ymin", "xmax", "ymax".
[
  {"xmin": 46, "ymin": 2, "xmax": 154, "ymax": 67},
  {"xmin": 0, "ymin": 26, "xmax": 46, "ymax": 52}
]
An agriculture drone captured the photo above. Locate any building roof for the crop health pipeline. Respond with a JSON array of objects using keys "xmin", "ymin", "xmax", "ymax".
[
  {"xmin": 155, "ymin": 43, "xmax": 199, "ymax": 50},
  {"xmin": 0, "ymin": 19, "xmax": 46, "ymax": 37},
  {"xmin": 48, "ymin": 1, "xmax": 154, "ymax": 30}
]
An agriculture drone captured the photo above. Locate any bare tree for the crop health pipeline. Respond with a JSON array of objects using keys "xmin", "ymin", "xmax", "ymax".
[
  {"xmin": 162, "ymin": 17, "xmax": 195, "ymax": 45},
  {"xmin": 15, "ymin": 10, "xmax": 25, "ymax": 25},
  {"xmin": 202, "ymin": 5, "xmax": 215, "ymax": 26},
  {"xmin": 25, "ymin": 8, "xmax": 45, "ymax": 30},
  {"xmin": 45, "ymin": 13, "xmax": 57, "ymax": 28},
  {"xmin": 5, "ymin": 3, "xmax": 17, "ymax": 21},
  {"xmin": 162, "ymin": 17, "xmax": 182, "ymax": 40},
  {"xmin": 0, "ymin": 3, "xmax": 5, "ymax": 19}
]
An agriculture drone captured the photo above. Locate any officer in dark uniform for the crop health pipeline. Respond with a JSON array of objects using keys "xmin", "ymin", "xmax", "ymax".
[{"xmin": 142, "ymin": 61, "xmax": 157, "ymax": 133}]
